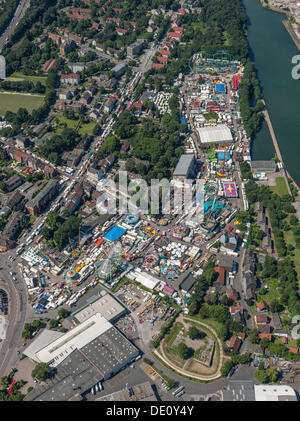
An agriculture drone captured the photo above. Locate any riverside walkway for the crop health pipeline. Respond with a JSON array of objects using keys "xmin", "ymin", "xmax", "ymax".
[{"xmin": 261, "ymin": 99, "xmax": 292, "ymax": 196}]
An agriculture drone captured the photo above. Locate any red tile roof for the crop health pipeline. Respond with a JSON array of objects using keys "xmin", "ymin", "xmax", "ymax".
[
  {"xmin": 257, "ymin": 302, "xmax": 267, "ymax": 311},
  {"xmin": 157, "ymin": 56, "xmax": 168, "ymax": 63},
  {"xmin": 214, "ymin": 267, "xmax": 225, "ymax": 284},
  {"xmin": 160, "ymin": 49, "xmax": 171, "ymax": 56},
  {"xmin": 238, "ymin": 332, "xmax": 246, "ymax": 340},
  {"xmin": 116, "ymin": 27, "xmax": 127, "ymax": 34},
  {"xmin": 42, "ymin": 58, "xmax": 56, "ymax": 72},
  {"xmin": 172, "ymin": 26, "xmax": 183, "ymax": 32},
  {"xmin": 48, "ymin": 33, "xmax": 60, "ymax": 41},
  {"xmin": 169, "ymin": 32, "xmax": 182, "ymax": 38},
  {"xmin": 71, "ymin": 8, "xmax": 91, "ymax": 14},
  {"xmin": 229, "ymin": 306, "xmax": 242, "ymax": 315},
  {"xmin": 67, "ymin": 13, "xmax": 89, "ymax": 20},
  {"xmin": 107, "ymin": 17, "xmax": 120, "ymax": 24},
  {"xmin": 290, "ymin": 347, "xmax": 299, "ymax": 354},
  {"xmin": 61, "ymin": 73, "xmax": 80, "ymax": 80},
  {"xmin": 229, "ymin": 336, "xmax": 241, "ymax": 351},
  {"xmin": 258, "ymin": 333, "xmax": 272, "ymax": 341},
  {"xmin": 152, "ymin": 63, "xmax": 165, "ymax": 69}
]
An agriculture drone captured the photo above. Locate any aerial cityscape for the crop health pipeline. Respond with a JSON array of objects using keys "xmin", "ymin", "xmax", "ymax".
[{"xmin": 0, "ymin": 0, "xmax": 300, "ymax": 407}]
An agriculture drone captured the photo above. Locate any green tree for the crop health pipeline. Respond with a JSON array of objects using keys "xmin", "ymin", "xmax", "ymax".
[
  {"xmin": 188, "ymin": 326, "xmax": 200, "ymax": 340},
  {"xmin": 58, "ymin": 308, "xmax": 69, "ymax": 319},
  {"xmin": 249, "ymin": 329, "xmax": 259, "ymax": 344},
  {"xmin": 176, "ymin": 342, "xmax": 189, "ymax": 360},
  {"xmin": 31, "ymin": 363, "xmax": 51, "ymax": 382},
  {"xmin": 49, "ymin": 319, "xmax": 59, "ymax": 329}
]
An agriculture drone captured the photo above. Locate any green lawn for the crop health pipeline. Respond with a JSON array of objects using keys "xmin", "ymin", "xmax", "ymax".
[
  {"xmin": 284, "ymin": 228, "xmax": 300, "ymax": 285},
  {"xmin": 257, "ymin": 277, "xmax": 282, "ymax": 303},
  {"xmin": 186, "ymin": 316, "xmax": 223, "ymax": 339},
  {"xmin": 0, "ymin": 93, "xmax": 44, "ymax": 114},
  {"xmin": 165, "ymin": 322, "xmax": 184, "ymax": 349},
  {"xmin": 54, "ymin": 114, "xmax": 97, "ymax": 135},
  {"xmin": 270, "ymin": 177, "xmax": 289, "ymax": 197},
  {"xmin": 8, "ymin": 72, "xmax": 47, "ymax": 86}
]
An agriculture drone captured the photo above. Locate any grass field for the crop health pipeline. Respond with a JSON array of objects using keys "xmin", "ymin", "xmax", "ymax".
[
  {"xmin": 0, "ymin": 93, "xmax": 44, "ymax": 114},
  {"xmin": 8, "ymin": 72, "xmax": 47, "ymax": 86},
  {"xmin": 54, "ymin": 114, "xmax": 97, "ymax": 135},
  {"xmin": 270, "ymin": 177, "xmax": 289, "ymax": 197},
  {"xmin": 283, "ymin": 228, "xmax": 300, "ymax": 285}
]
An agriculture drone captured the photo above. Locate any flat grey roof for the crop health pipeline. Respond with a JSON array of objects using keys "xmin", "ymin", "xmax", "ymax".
[
  {"xmin": 71, "ymin": 289, "xmax": 126, "ymax": 324},
  {"xmin": 27, "ymin": 179, "xmax": 58, "ymax": 208},
  {"xmin": 96, "ymin": 382, "xmax": 157, "ymax": 401},
  {"xmin": 80, "ymin": 326, "xmax": 139, "ymax": 377},
  {"xmin": 180, "ymin": 275, "xmax": 195, "ymax": 292},
  {"xmin": 24, "ymin": 349, "xmax": 102, "ymax": 401},
  {"xmin": 173, "ymin": 154, "xmax": 195, "ymax": 176},
  {"xmin": 251, "ymin": 160, "xmax": 277, "ymax": 170},
  {"xmin": 17, "ymin": 181, "xmax": 33, "ymax": 193},
  {"xmin": 272, "ymin": 312, "xmax": 282, "ymax": 330},
  {"xmin": 218, "ymin": 254, "xmax": 235, "ymax": 268},
  {"xmin": 112, "ymin": 62, "xmax": 126, "ymax": 72}
]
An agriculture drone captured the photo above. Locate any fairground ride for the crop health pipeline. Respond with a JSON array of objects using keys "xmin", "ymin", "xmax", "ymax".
[
  {"xmin": 189, "ymin": 51, "xmax": 238, "ymax": 75},
  {"xmin": 94, "ymin": 240, "xmax": 124, "ymax": 282}
]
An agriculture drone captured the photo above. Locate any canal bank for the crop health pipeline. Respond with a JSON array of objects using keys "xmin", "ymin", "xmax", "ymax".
[
  {"xmin": 243, "ymin": 0, "xmax": 300, "ymax": 189},
  {"xmin": 258, "ymin": 0, "xmax": 300, "ymax": 51}
]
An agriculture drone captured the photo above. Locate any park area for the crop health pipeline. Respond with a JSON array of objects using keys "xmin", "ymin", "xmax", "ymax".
[
  {"xmin": 6, "ymin": 72, "xmax": 47, "ymax": 86},
  {"xmin": 0, "ymin": 93, "xmax": 44, "ymax": 115},
  {"xmin": 53, "ymin": 114, "xmax": 97, "ymax": 136},
  {"xmin": 270, "ymin": 177, "xmax": 289, "ymax": 197},
  {"xmin": 283, "ymin": 226, "xmax": 300, "ymax": 284},
  {"xmin": 161, "ymin": 318, "xmax": 221, "ymax": 377}
]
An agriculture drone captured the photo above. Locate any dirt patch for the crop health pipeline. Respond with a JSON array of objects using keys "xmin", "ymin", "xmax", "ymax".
[{"xmin": 14, "ymin": 357, "xmax": 36, "ymax": 394}]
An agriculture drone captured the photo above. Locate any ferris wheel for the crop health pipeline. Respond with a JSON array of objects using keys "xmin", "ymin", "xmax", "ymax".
[{"xmin": 94, "ymin": 240, "xmax": 124, "ymax": 282}]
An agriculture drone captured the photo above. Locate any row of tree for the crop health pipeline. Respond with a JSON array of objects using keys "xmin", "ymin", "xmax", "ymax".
[
  {"xmin": 42, "ymin": 211, "xmax": 82, "ymax": 251},
  {"xmin": 0, "ymin": 80, "xmax": 46, "ymax": 94}
]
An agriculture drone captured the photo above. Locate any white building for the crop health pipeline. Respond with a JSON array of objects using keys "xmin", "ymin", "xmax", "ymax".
[
  {"xmin": 254, "ymin": 385, "xmax": 298, "ymax": 401},
  {"xmin": 197, "ymin": 124, "xmax": 233, "ymax": 146}
]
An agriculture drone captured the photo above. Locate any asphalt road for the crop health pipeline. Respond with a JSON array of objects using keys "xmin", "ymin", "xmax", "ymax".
[
  {"xmin": 0, "ymin": 250, "xmax": 29, "ymax": 377},
  {"xmin": 0, "ymin": 0, "xmax": 31, "ymax": 52}
]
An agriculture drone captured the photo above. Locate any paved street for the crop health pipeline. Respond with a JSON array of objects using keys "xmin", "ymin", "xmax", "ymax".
[
  {"xmin": 0, "ymin": 0, "xmax": 30, "ymax": 52},
  {"xmin": 0, "ymin": 250, "xmax": 29, "ymax": 377}
]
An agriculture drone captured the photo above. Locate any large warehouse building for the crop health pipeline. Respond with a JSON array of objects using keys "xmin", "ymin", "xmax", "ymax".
[
  {"xmin": 71, "ymin": 288, "xmax": 127, "ymax": 325},
  {"xmin": 24, "ymin": 313, "xmax": 140, "ymax": 374},
  {"xmin": 196, "ymin": 125, "xmax": 233, "ymax": 148},
  {"xmin": 173, "ymin": 154, "xmax": 196, "ymax": 180}
]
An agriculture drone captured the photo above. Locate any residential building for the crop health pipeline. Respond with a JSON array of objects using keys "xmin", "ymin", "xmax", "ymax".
[
  {"xmin": 60, "ymin": 73, "xmax": 80, "ymax": 85},
  {"xmin": 127, "ymin": 39, "xmax": 144, "ymax": 57},
  {"xmin": 26, "ymin": 179, "xmax": 59, "ymax": 216},
  {"xmin": 5, "ymin": 175, "xmax": 23, "ymax": 192},
  {"xmin": 103, "ymin": 96, "xmax": 117, "ymax": 113},
  {"xmin": 2, "ymin": 211, "xmax": 26, "ymax": 240},
  {"xmin": 112, "ymin": 62, "xmax": 126, "ymax": 78}
]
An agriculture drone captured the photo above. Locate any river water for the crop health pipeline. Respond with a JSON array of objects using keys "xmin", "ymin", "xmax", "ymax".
[{"xmin": 243, "ymin": 0, "xmax": 300, "ymax": 186}]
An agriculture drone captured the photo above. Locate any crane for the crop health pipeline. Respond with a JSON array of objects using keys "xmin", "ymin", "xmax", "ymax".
[{"xmin": 221, "ymin": 145, "xmax": 227, "ymax": 175}]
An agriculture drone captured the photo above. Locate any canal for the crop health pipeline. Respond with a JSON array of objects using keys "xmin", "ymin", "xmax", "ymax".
[{"xmin": 243, "ymin": 0, "xmax": 300, "ymax": 186}]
